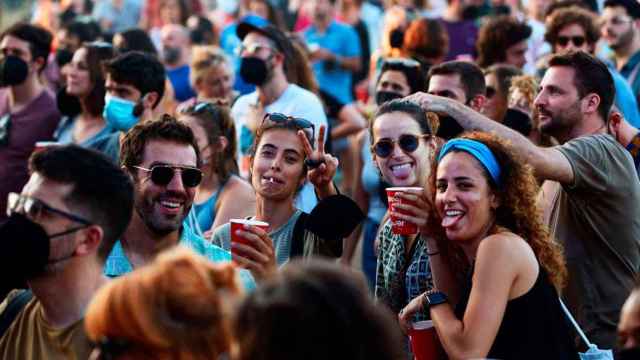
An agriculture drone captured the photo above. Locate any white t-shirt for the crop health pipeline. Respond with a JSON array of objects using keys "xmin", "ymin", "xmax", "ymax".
[{"xmin": 231, "ymin": 83, "xmax": 328, "ymax": 213}]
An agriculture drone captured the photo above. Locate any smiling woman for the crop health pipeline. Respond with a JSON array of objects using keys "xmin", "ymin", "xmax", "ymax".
[
  {"xmin": 398, "ymin": 132, "xmax": 577, "ymax": 360},
  {"xmin": 210, "ymin": 114, "xmax": 363, "ymax": 282},
  {"xmin": 370, "ymin": 99, "xmax": 438, "ymax": 334}
]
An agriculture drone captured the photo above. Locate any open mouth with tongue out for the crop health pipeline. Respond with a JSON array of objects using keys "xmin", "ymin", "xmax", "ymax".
[
  {"xmin": 261, "ymin": 175, "xmax": 285, "ymax": 186},
  {"xmin": 441, "ymin": 208, "xmax": 465, "ymax": 228},
  {"xmin": 389, "ymin": 162, "xmax": 414, "ymax": 180}
]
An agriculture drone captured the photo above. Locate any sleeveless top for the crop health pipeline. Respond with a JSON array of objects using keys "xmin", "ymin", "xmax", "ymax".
[
  {"xmin": 360, "ymin": 133, "xmax": 387, "ymax": 223},
  {"xmin": 455, "ymin": 267, "xmax": 579, "ymax": 360},
  {"xmin": 192, "ymin": 178, "xmax": 228, "ymax": 234}
]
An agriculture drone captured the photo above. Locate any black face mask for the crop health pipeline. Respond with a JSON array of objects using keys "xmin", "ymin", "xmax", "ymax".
[
  {"xmin": 0, "ymin": 214, "xmax": 50, "ymax": 281},
  {"xmin": 617, "ymin": 346, "xmax": 640, "ymax": 360},
  {"xmin": 190, "ymin": 29, "xmax": 205, "ymax": 44},
  {"xmin": 436, "ymin": 115, "xmax": 465, "ymax": 140},
  {"xmin": 375, "ymin": 91, "xmax": 403, "ymax": 106},
  {"xmin": 240, "ymin": 56, "xmax": 270, "ymax": 86},
  {"xmin": 0, "ymin": 56, "xmax": 29, "ymax": 87},
  {"xmin": 55, "ymin": 48, "xmax": 74, "ymax": 68},
  {"xmin": 389, "ymin": 28, "xmax": 405, "ymax": 49},
  {"xmin": 56, "ymin": 86, "xmax": 82, "ymax": 117},
  {"xmin": 162, "ymin": 46, "xmax": 181, "ymax": 65}
]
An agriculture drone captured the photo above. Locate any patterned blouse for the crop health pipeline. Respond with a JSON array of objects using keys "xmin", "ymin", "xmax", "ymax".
[{"xmin": 375, "ymin": 219, "xmax": 433, "ymax": 321}]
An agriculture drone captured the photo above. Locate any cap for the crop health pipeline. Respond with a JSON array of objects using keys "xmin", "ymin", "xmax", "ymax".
[{"xmin": 236, "ymin": 15, "xmax": 291, "ymax": 54}]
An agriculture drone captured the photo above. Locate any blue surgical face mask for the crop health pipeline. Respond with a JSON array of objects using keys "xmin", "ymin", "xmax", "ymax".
[{"xmin": 103, "ymin": 94, "xmax": 140, "ymax": 132}]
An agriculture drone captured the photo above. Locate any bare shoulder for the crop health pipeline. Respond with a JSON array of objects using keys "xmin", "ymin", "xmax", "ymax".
[
  {"xmin": 223, "ymin": 176, "xmax": 256, "ymax": 199},
  {"xmin": 477, "ymin": 232, "xmax": 533, "ymax": 261}
]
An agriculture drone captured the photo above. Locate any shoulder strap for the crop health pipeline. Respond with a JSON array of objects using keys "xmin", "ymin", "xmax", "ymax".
[
  {"xmin": 290, "ymin": 212, "xmax": 310, "ymax": 259},
  {"xmin": 559, "ymin": 297, "xmax": 592, "ymax": 347},
  {"xmin": 0, "ymin": 290, "xmax": 33, "ymax": 338}
]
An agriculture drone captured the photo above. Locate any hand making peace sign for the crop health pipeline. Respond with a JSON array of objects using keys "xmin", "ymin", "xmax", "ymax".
[{"xmin": 297, "ymin": 125, "xmax": 340, "ymax": 198}]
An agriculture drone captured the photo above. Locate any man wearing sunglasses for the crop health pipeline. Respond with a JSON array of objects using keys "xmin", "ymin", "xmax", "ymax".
[
  {"xmin": 231, "ymin": 16, "xmax": 328, "ymax": 212},
  {"xmin": 603, "ymin": 0, "xmax": 640, "ymax": 113},
  {"xmin": 0, "ymin": 23, "xmax": 61, "ymax": 223},
  {"xmin": 0, "ymin": 145, "xmax": 134, "ymax": 358},
  {"xmin": 105, "ymin": 115, "xmax": 254, "ymax": 288},
  {"xmin": 543, "ymin": 5, "xmax": 640, "ymax": 128}
]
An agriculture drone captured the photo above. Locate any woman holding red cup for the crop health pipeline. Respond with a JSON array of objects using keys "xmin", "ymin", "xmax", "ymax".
[
  {"xmin": 371, "ymin": 99, "xmax": 438, "ymax": 326},
  {"xmin": 211, "ymin": 113, "xmax": 363, "ymax": 281},
  {"xmin": 398, "ymin": 131, "xmax": 577, "ymax": 359}
]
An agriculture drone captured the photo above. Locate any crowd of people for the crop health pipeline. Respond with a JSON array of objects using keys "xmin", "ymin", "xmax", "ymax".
[{"xmin": 1, "ymin": 0, "xmax": 640, "ymax": 358}]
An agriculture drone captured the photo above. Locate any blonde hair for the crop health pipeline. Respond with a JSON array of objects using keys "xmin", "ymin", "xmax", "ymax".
[
  {"xmin": 85, "ymin": 247, "xmax": 242, "ymax": 359},
  {"xmin": 189, "ymin": 46, "xmax": 233, "ymax": 88}
]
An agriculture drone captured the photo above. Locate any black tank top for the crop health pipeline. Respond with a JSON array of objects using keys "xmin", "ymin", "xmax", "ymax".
[{"xmin": 455, "ymin": 267, "xmax": 579, "ymax": 360}]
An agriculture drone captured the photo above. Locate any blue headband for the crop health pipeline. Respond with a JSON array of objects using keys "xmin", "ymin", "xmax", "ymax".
[{"xmin": 437, "ymin": 139, "xmax": 502, "ymax": 186}]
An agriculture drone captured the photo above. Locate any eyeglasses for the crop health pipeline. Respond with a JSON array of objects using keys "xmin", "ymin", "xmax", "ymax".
[
  {"xmin": 235, "ymin": 42, "xmax": 275, "ymax": 56},
  {"xmin": 556, "ymin": 35, "xmax": 586, "ymax": 47},
  {"xmin": 91, "ymin": 337, "xmax": 130, "ymax": 360},
  {"xmin": 372, "ymin": 134, "xmax": 431, "ymax": 158},
  {"xmin": 382, "ymin": 57, "xmax": 421, "ymax": 68},
  {"xmin": 0, "ymin": 114, "xmax": 10, "ymax": 146},
  {"xmin": 7, "ymin": 192, "xmax": 92, "ymax": 225},
  {"xmin": 261, "ymin": 113, "xmax": 315, "ymax": 144},
  {"xmin": 133, "ymin": 165, "xmax": 203, "ymax": 188}
]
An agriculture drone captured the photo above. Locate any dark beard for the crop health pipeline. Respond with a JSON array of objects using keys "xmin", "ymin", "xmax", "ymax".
[{"xmin": 611, "ymin": 26, "xmax": 635, "ymax": 51}]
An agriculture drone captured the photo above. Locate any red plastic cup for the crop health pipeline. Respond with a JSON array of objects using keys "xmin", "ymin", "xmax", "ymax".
[
  {"xmin": 34, "ymin": 141, "xmax": 59, "ymax": 153},
  {"xmin": 230, "ymin": 219, "xmax": 269, "ymax": 256},
  {"xmin": 386, "ymin": 187, "xmax": 423, "ymax": 235},
  {"xmin": 409, "ymin": 320, "xmax": 444, "ymax": 360}
]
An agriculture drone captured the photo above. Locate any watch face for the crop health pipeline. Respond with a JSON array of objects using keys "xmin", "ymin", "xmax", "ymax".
[{"xmin": 427, "ymin": 291, "xmax": 447, "ymax": 306}]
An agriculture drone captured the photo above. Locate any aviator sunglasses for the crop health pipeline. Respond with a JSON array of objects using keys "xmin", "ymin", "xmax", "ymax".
[
  {"xmin": 372, "ymin": 134, "xmax": 431, "ymax": 158},
  {"xmin": 134, "ymin": 165, "xmax": 203, "ymax": 188}
]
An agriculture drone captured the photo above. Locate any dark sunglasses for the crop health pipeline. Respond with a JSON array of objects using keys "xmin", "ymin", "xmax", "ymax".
[
  {"xmin": 372, "ymin": 134, "xmax": 431, "ymax": 158},
  {"xmin": 91, "ymin": 336, "xmax": 130, "ymax": 360},
  {"xmin": 261, "ymin": 112, "xmax": 315, "ymax": 144},
  {"xmin": 134, "ymin": 165, "xmax": 203, "ymax": 188},
  {"xmin": 556, "ymin": 36, "xmax": 586, "ymax": 47}
]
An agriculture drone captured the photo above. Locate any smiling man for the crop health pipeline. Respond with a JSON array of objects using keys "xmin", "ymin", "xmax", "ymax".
[
  {"xmin": 104, "ymin": 115, "xmax": 254, "ymax": 288},
  {"xmin": 408, "ymin": 51, "xmax": 640, "ymax": 349}
]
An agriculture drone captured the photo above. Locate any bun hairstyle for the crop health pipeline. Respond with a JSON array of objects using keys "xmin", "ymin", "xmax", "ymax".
[{"xmin": 85, "ymin": 247, "xmax": 241, "ymax": 359}]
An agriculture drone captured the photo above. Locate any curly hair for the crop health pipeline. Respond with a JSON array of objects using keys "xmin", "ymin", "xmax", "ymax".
[
  {"xmin": 544, "ymin": 6, "xmax": 600, "ymax": 50},
  {"xmin": 508, "ymin": 75, "xmax": 538, "ymax": 113},
  {"xmin": 476, "ymin": 15, "xmax": 532, "ymax": 68},
  {"xmin": 427, "ymin": 132, "xmax": 567, "ymax": 290}
]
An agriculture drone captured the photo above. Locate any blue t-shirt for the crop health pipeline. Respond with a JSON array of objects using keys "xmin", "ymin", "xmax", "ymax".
[
  {"xmin": 304, "ymin": 21, "xmax": 361, "ymax": 104},
  {"xmin": 104, "ymin": 222, "xmax": 255, "ymax": 290},
  {"xmin": 167, "ymin": 65, "xmax": 196, "ymax": 102},
  {"xmin": 610, "ymin": 67, "xmax": 640, "ymax": 128},
  {"xmin": 53, "ymin": 116, "xmax": 115, "ymax": 147},
  {"xmin": 91, "ymin": 0, "xmax": 141, "ymax": 34}
]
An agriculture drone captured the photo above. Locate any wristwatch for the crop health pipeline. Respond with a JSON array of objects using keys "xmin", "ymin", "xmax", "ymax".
[{"xmin": 422, "ymin": 289, "xmax": 448, "ymax": 312}]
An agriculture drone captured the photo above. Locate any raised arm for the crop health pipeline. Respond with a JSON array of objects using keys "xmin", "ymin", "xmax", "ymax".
[{"xmin": 406, "ymin": 93, "xmax": 574, "ymax": 184}]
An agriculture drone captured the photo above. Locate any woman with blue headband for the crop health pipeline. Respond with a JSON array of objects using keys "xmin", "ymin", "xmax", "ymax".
[{"xmin": 398, "ymin": 132, "xmax": 578, "ymax": 360}]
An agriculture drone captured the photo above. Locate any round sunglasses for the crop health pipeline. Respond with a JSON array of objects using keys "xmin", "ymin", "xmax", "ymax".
[
  {"xmin": 261, "ymin": 112, "xmax": 315, "ymax": 144},
  {"xmin": 372, "ymin": 134, "xmax": 431, "ymax": 158},
  {"xmin": 134, "ymin": 165, "xmax": 203, "ymax": 188}
]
